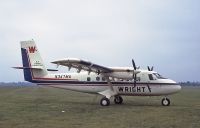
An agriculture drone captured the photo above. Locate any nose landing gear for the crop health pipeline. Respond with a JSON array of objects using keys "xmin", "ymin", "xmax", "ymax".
[{"xmin": 161, "ymin": 97, "xmax": 170, "ymax": 106}]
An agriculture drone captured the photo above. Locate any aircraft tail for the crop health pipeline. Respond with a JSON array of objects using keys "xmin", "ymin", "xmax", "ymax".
[{"xmin": 16, "ymin": 40, "xmax": 48, "ymax": 82}]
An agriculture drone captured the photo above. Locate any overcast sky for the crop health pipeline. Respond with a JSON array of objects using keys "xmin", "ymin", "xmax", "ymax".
[{"xmin": 0, "ymin": 0, "xmax": 199, "ymax": 82}]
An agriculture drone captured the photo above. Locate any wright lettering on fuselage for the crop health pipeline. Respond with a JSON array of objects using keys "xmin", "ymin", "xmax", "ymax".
[{"xmin": 118, "ymin": 85, "xmax": 152, "ymax": 93}]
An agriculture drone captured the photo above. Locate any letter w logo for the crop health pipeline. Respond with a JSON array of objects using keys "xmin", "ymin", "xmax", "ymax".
[{"xmin": 28, "ymin": 46, "xmax": 37, "ymax": 53}]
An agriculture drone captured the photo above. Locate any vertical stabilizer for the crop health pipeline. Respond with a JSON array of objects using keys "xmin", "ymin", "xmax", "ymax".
[{"xmin": 20, "ymin": 40, "xmax": 48, "ymax": 82}]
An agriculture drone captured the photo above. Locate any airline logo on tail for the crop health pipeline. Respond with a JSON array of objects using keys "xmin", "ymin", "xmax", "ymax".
[{"xmin": 28, "ymin": 46, "xmax": 37, "ymax": 53}]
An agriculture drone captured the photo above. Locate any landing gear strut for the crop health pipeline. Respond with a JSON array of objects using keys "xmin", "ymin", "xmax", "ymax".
[
  {"xmin": 161, "ymin": 97, "xmax": 170, "ymax": 106},
  {"xmin": 114, "ymin": 95, "xmax": 123, "ymax": 104},
  {"xmin": 100, "ymin": 97, "xmax": 110, "ymax": 106}
]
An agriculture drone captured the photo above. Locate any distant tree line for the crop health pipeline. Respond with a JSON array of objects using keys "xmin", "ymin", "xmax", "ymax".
[
  {"xmin": 0, "ymin": 82, "xmax": 36, "ymax": 86},
  {"xmin": 179, "ymin": 81, "xmax": 200, "ymax": 86},
  {"xmin": 0, "ymin": 81, "xmax": 200, "ymax": 86}
]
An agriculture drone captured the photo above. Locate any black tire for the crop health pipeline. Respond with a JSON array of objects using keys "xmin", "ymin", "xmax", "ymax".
[
  {"xmin": 114, "ymin": 96, "xmax": 123, "ymax": 104},
  {"xmin": 100, "ymin": 97, "xmax": 110, "ymax": 106},
  {"xmin": 162, "ymin": 98, "xmax": 170, "ymax": 106}
]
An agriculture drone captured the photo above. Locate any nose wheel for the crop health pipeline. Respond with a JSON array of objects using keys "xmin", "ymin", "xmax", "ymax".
[{"xmin": 161, "ymin": 97, "xmax": 170, "ymax": 106}]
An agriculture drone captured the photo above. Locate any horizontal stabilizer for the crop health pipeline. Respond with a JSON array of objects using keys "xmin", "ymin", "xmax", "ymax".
[
  {"xmin": 12, "ymin": 66, "xmax": 43, "ymax": 70},
  {"xmin": 13, "ymin": 67, "xmax": 58, "ymax": 72}
]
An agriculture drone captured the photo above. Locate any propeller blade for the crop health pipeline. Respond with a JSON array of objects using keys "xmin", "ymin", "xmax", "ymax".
[
  {"xmin": 147, "ymin": 66, "xmax": 154, "ymax": 71},
  {"xmin": 134, "ymin": 74, "xmax": 137, "ymax": 86},
  {"xmin": 132, "ymin": 59, "xmax": 137, "ymax": 86},
  {"xmin": 147, "ymin": 66, "xmax": 150, "ymax": 71},
  {"xmin": 151, "ymin": 66, "xmax": 154, "ymax": 71},
  {"xmin": 132, "ymin": 59, "xmax": 136, "ymax": 70}
]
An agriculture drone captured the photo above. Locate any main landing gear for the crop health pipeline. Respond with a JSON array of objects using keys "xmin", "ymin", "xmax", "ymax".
[
  {"xmin": 100, "ymin": 97, "xmax": 110, "ymax": 106},
  {"xmin": 161, "ymin": 97, "xmax": 170, "ymax": 106},
  {"xmin": 100, "ymin": 95, "xmax": 123, "ymax": 106},
  {"xmin": 114, "ymin": 95, "xmax": 123, "ymax": 104}
]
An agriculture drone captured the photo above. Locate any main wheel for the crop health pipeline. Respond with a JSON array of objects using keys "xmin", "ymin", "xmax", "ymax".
[
  {"xmin": 162, "ymin": 98, "xmax": 170, "ymax": 106},
  {"xmin": 100, "ymin": 97, "xmax": 110, "ymax": 106},
  {"xmin": 114, "ymin": 95, "xmax": 123, "ymax": 104}
]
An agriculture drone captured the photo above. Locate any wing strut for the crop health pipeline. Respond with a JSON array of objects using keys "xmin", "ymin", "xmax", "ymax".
[
  {"xmin": 106, "ymin": 77, "xmax": 114, "ymax": 91},
  {"xmin": 98, "ymin": 77, "xmax": 117, "ymax": 99}
]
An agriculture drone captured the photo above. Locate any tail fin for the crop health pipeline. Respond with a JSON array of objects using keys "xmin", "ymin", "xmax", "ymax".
[{"xmin": 20, "ymin": 40, "xmax": 48, "ymax": 82}]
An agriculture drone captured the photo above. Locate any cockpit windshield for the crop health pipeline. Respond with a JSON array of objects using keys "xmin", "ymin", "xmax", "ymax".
[{"xmin": 153, "ymin": 73, "xmax": 166, "ymax": 79}]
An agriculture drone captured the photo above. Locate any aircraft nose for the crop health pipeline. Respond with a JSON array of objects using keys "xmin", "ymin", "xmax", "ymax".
[
  {"xmin": 175, "ymin": 84, "xmax": 182, "ymax": 92},
  {"xmin": 168, "ymin": 79, "xmax": 182, "ymax": 93}
]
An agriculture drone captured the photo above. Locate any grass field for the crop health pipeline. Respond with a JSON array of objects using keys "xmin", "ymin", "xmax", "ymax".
[{"xmin": 0, "ymin": 86, "xmax": 199, "ymax": 128}]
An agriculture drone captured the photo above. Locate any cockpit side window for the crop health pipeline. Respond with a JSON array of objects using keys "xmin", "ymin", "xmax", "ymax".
[
  {"xmin": 153, "ymin": 73, "xmax": 166, "ymax": 79},
  {"xmin": 148, "ymin": 74, "xmax": 154, "ymax": 80}
]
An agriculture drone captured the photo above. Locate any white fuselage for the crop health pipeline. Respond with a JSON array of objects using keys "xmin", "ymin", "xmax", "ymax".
[{"xmin": 36, "ymin": 70, "xmax": 181, "ymax": 96}]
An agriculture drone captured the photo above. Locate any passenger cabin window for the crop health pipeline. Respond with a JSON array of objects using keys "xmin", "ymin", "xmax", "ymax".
[
  {"xmin": 136, "ymin": 77, "xmax": 141, "ymax": 81},
  {"xmin": 102, "ymin": 77, "xmax": 106, "ymax": 81},
  {"xmin": 87, "ymin": 77, "xmax": 91, "ymax": 81},
  {"xmin": 96, "ymin": 77, "xmax": 100, "ymax": 81},
  {"xmin": 148, "ymin": 74, "xmax": 154, "ymax": 80}
]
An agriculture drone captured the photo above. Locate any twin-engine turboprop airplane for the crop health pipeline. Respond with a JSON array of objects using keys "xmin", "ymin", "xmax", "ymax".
[{"xmin": 13, "ymin": 40, "xmax": 181, "ymax": 106}]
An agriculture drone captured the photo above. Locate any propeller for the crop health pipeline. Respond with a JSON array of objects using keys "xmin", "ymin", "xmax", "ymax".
[
  {"xmin": 132, "ymin": 59, "xmax": 137, "ymax": 86},
  {"xmin": 147, "ymin": 66, "xmax": 154, "ymax": 71}
]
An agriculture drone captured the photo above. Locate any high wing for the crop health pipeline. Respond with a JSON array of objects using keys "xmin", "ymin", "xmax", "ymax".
[
  {"xmin": 51, "ymin": 58, "xmax": 113, "ymax": 74},
  {"xmin": 52, "ymin": 58, "xmax": 141, "ymax": 98}
]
